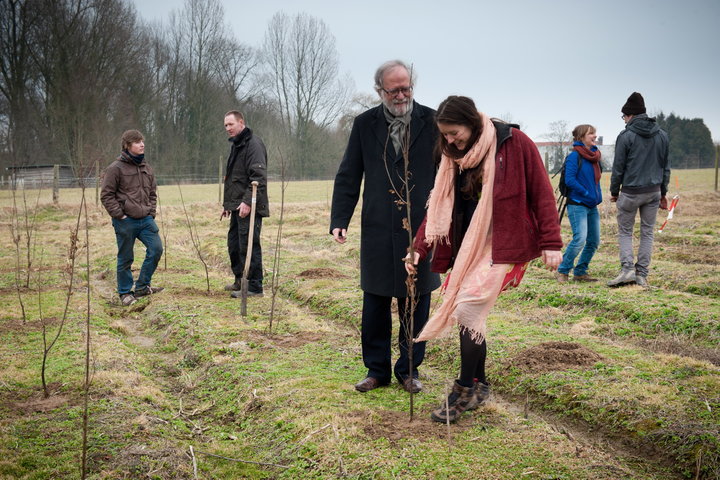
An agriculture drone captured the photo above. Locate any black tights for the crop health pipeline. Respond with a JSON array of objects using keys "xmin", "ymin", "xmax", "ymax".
[{"xmin": 458, "ymin": 329, "xmax": 487, "ymax": 387}]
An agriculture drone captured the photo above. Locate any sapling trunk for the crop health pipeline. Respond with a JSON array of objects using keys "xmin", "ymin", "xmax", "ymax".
[
  {"xmin": 382, "ymin": 119, "xmax": 418, "ymax": 421},
  {"xmin": 157, "ymin": 191, "xmax": 169, "ymax": 271},
  {"xmin": 40, "ymin": 194, "xmax": 83, "ymax": 398},
  {"xmin": 269, "ymin": 148, "xmax": 289, "ymax": 333},
  {"xmin": 10, "ymin": 185, "xmax": 27, "ymax": 324},
  {"xmin": 81, "ymin": 188, "xmax": 91, "ymax": 479},
  {"xmin": 177, "ymin": 183, "xmax": 210, "ymax": 291}
]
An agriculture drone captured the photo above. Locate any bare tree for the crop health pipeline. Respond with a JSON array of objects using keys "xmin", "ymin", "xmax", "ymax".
[
  {"xmin": 0, "ymin": 0, "xmax": 44, "ymax": 168},
  {"xmin": 161, "ymin": 0, "xmax": 255, "ymax": 180},
  {"xmin": 262, "ymin": 12, "xmax": 353, "ymax": 177},
  {"xmin": 542, "ymin": 120, "xmax": 572, "ymax": 172}
]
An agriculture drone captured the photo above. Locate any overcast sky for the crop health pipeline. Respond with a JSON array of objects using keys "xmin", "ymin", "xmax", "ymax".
[{"xmin": 134, "ymin": 0, "xmax": 720, "ymax": 144}]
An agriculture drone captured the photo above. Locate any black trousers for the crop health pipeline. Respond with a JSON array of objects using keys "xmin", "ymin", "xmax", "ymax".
[
  {"xmin": 228, "ymin": 211, "xmax": 263, "ymax": 292},
  {"xmin": 360, "ymin": 291, "xmax": 431, "ymax": 384}
]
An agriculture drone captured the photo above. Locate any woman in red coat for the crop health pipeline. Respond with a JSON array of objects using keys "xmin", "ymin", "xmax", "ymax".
[{"xmin": 406, "ymin": 95, "xmax": 562, "ymax": 423}]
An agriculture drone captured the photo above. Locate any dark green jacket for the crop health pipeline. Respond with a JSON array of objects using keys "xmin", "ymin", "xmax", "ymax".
[{"xmin": 223, "ymin": 127, "xmax": 269, "ymax": 217}]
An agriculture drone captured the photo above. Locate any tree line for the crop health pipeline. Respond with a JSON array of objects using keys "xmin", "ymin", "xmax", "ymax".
[
  {"xmin": 2, "ymin": 0, "xmax": 716, "ymax": 184},
  {"xmin": 655, "ymin": 113, "xmax": 716, "ymax": 169},
  {"xmin": 0, "ymin": 0, "xmax": 362, "ymax": 182}
]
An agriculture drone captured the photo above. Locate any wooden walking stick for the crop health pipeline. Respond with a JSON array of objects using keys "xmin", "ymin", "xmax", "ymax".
[{"xmin": 241, "ymin": 181, "xmax": 259, "ymax": 316}]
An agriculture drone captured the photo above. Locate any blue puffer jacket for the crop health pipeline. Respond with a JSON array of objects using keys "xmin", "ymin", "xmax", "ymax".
[{"xmin": 565, "ymin": 141, "xmax": 602, "ymax": 207}]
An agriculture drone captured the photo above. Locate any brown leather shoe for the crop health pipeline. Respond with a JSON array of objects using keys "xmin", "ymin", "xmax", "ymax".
[
  {"xmin": 355, "ymin": 377, "xmax": 384, "ymax": 392},
  {"xmin": 402, "ymin": 378, "xmax": 423, "ymax": 393},
  {"xmin": 573, "ymin": 274, "xmax": 598, "ymax": 282},
  {"xmin": 554, "ymin": 272, "xmax": 569, "ymax": 283}
]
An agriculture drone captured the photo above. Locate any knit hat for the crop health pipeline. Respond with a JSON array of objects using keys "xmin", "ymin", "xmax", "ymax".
[{"xmin": 622, "ymin": 92, "xmax": 646, "ymax": 115}]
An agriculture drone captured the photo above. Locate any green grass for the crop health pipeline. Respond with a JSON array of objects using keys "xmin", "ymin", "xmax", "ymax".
[{"xmin": 0, "ymin": 170, "xmax": 718, "ymax": 479}]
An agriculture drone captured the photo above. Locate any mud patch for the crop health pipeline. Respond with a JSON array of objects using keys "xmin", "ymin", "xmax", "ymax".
[
  {"xmin": 0, "ymin": 316, "xmax": 61, "ymax": 333},
  {"xmin": 344, "ymin": 409, "xmax": 472, "ymax": 444},
  {"xmin": 12, "ymin": 394, "xmax": 70, "ymax": 414},
  {"xmin": 635, "ymin": 337, "xmax": 720, "ymax": 367},
  {"xmin": 298, "ymin": 268, "xmax": 347, "ymax": 279},
  {"xmin": 509, "ymin": 342, "xmax": 604, "ymax": 373},
  {"xmin": 248, "ymin": 330, "xmax": 325, "ymax": 349}
]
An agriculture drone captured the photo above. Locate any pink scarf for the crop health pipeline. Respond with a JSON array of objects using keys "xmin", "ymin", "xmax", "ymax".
[{"xmin": 417, "ymin": 113, "xmax": 497, "ymax": 341}]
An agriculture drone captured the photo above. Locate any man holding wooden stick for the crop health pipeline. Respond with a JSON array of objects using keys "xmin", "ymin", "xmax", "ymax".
[
  {"xmin": 330, "ymin": 60, "xmax": 440, "ymax": 394},
  {"xmin": 221, "ymin": 111, "xmax": 269, "ymax": 298}
]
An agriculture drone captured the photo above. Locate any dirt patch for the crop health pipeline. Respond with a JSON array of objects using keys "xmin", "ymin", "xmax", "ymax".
[
  {"xmin": 509, "ymin": 342, "xmax": 605, "ymax": 373},
  {"xmin": 298, "ymin": 268, "xmax": 348, "ymax": 279},
  {"xmin": 0, "ymin": 316, "xmax": 61, "ymax": 333},
  {"xmin": 248, "ymin": 330, "xmax": 326, "ymax": 349},
  {"xmin": 635, "ymin": 337, "xmax": 720, "ymax": 366},
  {"xmin": 344, "ymin": 409, "xmax": 472, "ymax": 444}
]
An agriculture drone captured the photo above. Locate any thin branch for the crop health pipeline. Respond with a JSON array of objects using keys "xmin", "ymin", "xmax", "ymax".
[
  {"xmin": 177, "ymin": 183, "xmax": 210, "ymax": 291},
  {"xmin": 269, "ymin": 146, "xmax": 289, "ymax": 333},
  {"xmin": 81, "ymin": 187, "xmax": 92, "ymax": 479}
]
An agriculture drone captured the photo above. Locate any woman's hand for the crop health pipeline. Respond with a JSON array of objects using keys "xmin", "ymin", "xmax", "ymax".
[
  {"xmin": 541, "ymin": 250, "xmax": 562, "ymax": 271},
  {"xmin": 404, "ymin": 251, "xmax": 420, "ymax": 275}
]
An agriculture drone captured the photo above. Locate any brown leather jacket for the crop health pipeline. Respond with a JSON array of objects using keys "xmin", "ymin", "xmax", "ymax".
[{"xmin": 101, "ymin": 151, "xmax": 157, "ymax": 219}]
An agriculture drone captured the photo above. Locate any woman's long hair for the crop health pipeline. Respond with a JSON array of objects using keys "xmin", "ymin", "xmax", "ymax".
[{"xmin": 434, "ymin": 95, "xmax": 484, "ymax": 198}]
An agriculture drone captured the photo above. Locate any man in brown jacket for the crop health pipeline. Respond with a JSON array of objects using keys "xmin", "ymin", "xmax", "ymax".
[{"xmin": 101, "ymin": 130, "xmax": 164, "ymax": 306}]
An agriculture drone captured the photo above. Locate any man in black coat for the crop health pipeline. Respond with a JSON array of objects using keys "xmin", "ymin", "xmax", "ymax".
[
  {"xmin": 330, "ymin": 60, "xmax": 440, "ymax": 393},
  {"xmin": 221, "ymin": 110, "xmax": 269, "ymax": 297}
]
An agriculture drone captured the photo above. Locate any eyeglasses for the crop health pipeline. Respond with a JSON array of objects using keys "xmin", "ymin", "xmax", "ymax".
[
  {"xmin": 381, "ymin": 86, "xmax": 413, "ymax": 97},
  {"xmin": 621, "ymin": 114, "xmax": 628, "ymax": 119}
]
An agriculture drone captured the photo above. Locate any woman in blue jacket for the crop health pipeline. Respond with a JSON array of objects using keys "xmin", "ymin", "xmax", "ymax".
[{"xmin": 556, "ymin": 124, "xmax": 603, "ymax": 282}]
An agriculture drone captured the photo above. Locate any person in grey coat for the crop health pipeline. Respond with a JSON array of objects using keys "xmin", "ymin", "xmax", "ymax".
[
  {"xmin": 330, "ymin": 60, "xmax": 440, "ymax": 394},
  {"xmin": 221, "ymin": 110, "xmax": 269, "ymax": 297},
  {"xmin": 607, "ymin": 92, "xmax": 670, "ymax": 288}
]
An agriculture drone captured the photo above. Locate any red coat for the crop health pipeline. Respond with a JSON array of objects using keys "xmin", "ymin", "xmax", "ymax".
[{"xmin": 414, "ymin": 124, "xmax": 562, "ymax": 273}]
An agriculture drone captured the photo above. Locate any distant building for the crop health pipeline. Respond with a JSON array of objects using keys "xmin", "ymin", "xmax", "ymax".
[
  {"xmin": 534, "ymin": 140, "xmax": 615, "ymax": 173},
  {"xmin": 5, "ymin": 165, "xmax": 77, "ymax": 188}
]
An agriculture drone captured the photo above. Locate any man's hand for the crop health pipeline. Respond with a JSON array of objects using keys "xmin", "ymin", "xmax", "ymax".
[
  {"xmin": 610, "ymin": 195, "xmax": 618, "ymax": 203},
  {"xmin": 220, "ymin": 210, "xmax": 231, "ymax": 220},
  {"xmin": 237, "ymin": 202, "xmax": 251, "ymax": 218},
  {"xmin": 332, "ymin": 228, "xmax": 347, "ymax": 244},
  {"xmin": 659, "ymin": 196, "xmax": 668, "ymax": 210},
  {"xmin": 541, "ymin": 250, "xmax": 562, "ymax": 271},
  {"xmin": 404, "ymin": 251, "xmax": 420, "ymax": 275}
]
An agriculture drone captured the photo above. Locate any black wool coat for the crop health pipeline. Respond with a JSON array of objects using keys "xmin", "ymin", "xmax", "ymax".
[{"xmin": 330, "ymin": 101, "xmax": 441, "ymax": 298}]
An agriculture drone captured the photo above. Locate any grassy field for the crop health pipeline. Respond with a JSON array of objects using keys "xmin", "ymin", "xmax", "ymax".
[{"xmin": 0, "ymin": 170, "xmax": 718, "ymax": 479}]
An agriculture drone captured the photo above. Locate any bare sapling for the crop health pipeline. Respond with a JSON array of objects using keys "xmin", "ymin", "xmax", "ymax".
[
  {"xmin": 21, "ymin": 180, "xmax": 43, "ymax": 287},
  {"xmin": 157, "ymin": 192, "xmax": 169, "ymax": 270},
  {"xmin": 382, "ymin": 119, "xmax": 418, "ymax": 421},
  {"xmin": 40, "ymin": 194, "xmax": 84, "ymax": 398},
  {"xmin": 177, "ymin": 183, "xmax": 210, "ymax": 291},
  {"xmin": 269, "ymin": 148, "xmax": 289, "ymax": 333},
  {"xmin": 10, "ymin": 184, "xmax": 27, "ymax": 324},
  {"xmin": 80, "ymin": 188, "xmax": 92, "ymax": 479}
]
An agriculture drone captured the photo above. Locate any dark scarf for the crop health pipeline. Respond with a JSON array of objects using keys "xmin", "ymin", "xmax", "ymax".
[
  {"xmin": 573, "ymin": 145, "xmax": 602, "ymax": 182},
  {"xmin": 123, "ymin": 150, "xmax": 144, "ymax": 165}
]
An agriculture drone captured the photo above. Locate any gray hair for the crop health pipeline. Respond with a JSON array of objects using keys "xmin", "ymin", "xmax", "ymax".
[{"xmin": 374, "ymin": 60, "xmax": 415, "ymax": 91}]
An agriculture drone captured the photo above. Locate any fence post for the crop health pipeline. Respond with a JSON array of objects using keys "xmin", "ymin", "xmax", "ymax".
[
  {"xmin": 715, "ymin": 144, "xmax": 718, "ymax": 192},
  {"xmin": 95, "ymin": 159, "xmax": 100, "ymax": 204},
  {"xmin": 53, "ymin": 164, "xmax": 60, "ymax": 204},
  {"xmin": 544, "ymin": 151, "xmax": 549, "ymax": 172},
  {"xmin": 218, "ymin": 155, "xmax": 223, "ymax": 204}
]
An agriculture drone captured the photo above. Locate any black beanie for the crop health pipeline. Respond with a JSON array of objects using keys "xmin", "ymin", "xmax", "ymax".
[{"xmin": 622, "ymin": 92, "xmax": 646, "ymax": 115}]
